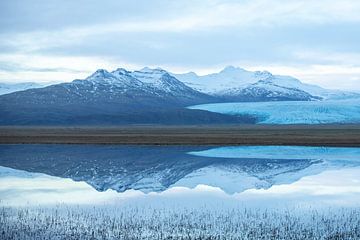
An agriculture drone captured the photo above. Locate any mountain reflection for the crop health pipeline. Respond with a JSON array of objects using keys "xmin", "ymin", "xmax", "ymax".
[{"xmin": 1, "ymin": 145, "xmax": 358, "ymax": 194}]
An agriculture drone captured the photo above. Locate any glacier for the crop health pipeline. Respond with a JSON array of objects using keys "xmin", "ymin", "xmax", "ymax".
[{"xmin": 189, "ymin": 98, "xmax": 360, "ymax": 124}]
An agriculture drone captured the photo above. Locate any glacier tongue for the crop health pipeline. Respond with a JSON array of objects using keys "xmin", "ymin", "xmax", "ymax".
[{"xmin": 189, "ymin": 98, "xmax": 360, "ymax": 124}]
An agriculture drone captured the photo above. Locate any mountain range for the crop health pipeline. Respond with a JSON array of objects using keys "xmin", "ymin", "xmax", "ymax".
[
  {"xmin": 0, "ymin": 82, "xmax": 45, "ymax": 95},
  {"xmin": 172, "ymin": 66, "xmax": 358, "ymax": 100},
  {"xmin": 0, "ymin": 66, "xmax": 358, "ymax": 125}
]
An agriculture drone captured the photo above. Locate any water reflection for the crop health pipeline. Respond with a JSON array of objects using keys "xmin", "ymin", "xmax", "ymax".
[
  {"xmin": 1, "ymin": 145, "xmax": 360, "ymax": 239},
  {"xmin": 1, "ymin": 166, "xmax": 360, "ymax": 208},
  {"xmin": 0, "ymin": 145, "xmax": 326, "ymax": 193},
  {"xmin": 0, "ymin": 145, "xmax": 359, "ymax": 195}
]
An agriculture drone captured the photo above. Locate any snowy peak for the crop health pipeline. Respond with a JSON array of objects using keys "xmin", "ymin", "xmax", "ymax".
[
  {"xmin": 80, "ymin": 66, "xmax": 353, "ymax": 102},
  {"xmin": 4, "ymin": 66, "xmax": 357, "ymax": 102},
  {"xmin": 87, "ymin": 69, "xmax": 113, "ymax": 80},
  {"xmin": 172, "ymin": 67, "xmax": 358, "ymax": 100},
  {"xmin": 130, "ymin": 67, "xmax": 169, "ymax": 84},
  {"xmin": 220, "ymin": 65, "xmax": 247, "ymax": 74},
  {"xmin": 82, "ymin": 68, "xmax": 138, "ymax": 88},
  {"xmin": 129, "ymin": 68, "xmax": 201, "ymax": 95},
  {"xmin": 84, "ymin": 69, "xmax": 123, "ymax": 85},
  {"xmin": 111, "ymin": 68, "xmax": 130, "ymax": 76},
  {"xmin": 64, "ymin": 67, "xmax": 212, "ymax": 101},
  {"xmin": 172, "ymin": 67, "xmax": 261, "ymax": 94},
  {"xmin": 81, "ymin": 67, "xmax": 200, "ymax": 96}
]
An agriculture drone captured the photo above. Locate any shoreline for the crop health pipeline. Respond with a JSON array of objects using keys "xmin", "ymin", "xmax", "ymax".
[{"xmin": 1, "ymin": 125, "xmax": 360, "ymax": 146}]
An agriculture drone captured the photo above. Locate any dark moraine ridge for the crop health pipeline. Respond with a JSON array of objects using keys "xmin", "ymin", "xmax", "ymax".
[{"xmin": 0, "ymin": 125, "xmax": 360, "ymax": 146}]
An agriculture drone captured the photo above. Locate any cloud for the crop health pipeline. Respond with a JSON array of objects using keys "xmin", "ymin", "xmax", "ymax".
[
  {"xmin": 0, "ymin": 0, "xmax": 360, "ymax": 90},
  {"xmin": 2, "ymin": 0, "xmax": 360, "ymax": 52},
  {"xmin": 0, "ymin": 54, "xmax": 141, "ymax": 83},
  {"xmin": 293, "ymin": 50, "xmax": 360, "ymax": 66},
  {"xmin": 0, "ymin": 61, "xmax": 83, "ymax": 74}
]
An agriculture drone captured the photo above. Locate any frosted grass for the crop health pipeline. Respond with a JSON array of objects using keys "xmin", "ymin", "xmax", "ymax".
[{"xmin": 1, "ymin": 205, "xmax": 359, "ymax": 240}]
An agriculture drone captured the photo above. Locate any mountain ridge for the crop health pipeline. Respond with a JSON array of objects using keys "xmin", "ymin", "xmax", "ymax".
[
  {"xmin": 171, "ymin": 66, "xmax": 358, "ymax": 100},
  {"xmin": 2, "ymin": 66, "xmax": 357, "ymax": 100},
  {"xmin": 0, "ymin": 82, "xmax": 45, "ymax": 95},
  {"xmin": 0, "ymin": 67, "xmax": 253, "ymax": 125},
  {"xmin": 0, "ymin": 66, "xmax": 358, "ymax": 125}
]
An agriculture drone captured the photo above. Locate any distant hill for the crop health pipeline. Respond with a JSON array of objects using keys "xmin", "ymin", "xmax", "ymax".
[{"xmin": 0, "ymin": 82, "xmax": 45, "ymax": 95}]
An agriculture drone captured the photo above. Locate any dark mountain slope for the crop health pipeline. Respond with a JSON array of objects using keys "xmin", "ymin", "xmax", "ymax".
[{"xmin": 0, "ymin": 69, "xmax": 254, "ymax": 125}]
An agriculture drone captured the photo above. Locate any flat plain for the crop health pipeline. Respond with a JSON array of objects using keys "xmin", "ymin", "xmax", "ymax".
[{"xmin": 0, "ymin": 124, "xmax": 359, "ymax": 146}]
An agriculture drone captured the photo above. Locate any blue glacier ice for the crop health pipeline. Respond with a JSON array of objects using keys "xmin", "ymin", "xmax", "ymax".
[{"xmin": 189, "ymin": 98, "xmax": 360, "ymax": 124}]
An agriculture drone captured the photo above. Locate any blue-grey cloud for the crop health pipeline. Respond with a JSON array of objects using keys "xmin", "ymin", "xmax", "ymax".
[
  {"xmin": 0, "ymin": 0, "xmax": 360, "ymax": 90},
  {"xmin": 0, "ymin": 61, "xmax": 83, "ymax": 73}
]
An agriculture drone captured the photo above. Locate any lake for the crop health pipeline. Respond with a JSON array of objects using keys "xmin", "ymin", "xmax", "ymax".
[{"xmin": 1, "ymin": 144, "xmax": 360, "ymax": 239}]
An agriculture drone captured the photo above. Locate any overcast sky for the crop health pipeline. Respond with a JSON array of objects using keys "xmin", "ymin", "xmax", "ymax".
[{"xmin": 0, "ymin": 0, "xmax": 359, "ymax": 90}]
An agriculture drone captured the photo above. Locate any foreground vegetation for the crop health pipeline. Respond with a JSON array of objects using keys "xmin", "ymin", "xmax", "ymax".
[{"xmin": 1, "ymin": 205, "xmax": 360, "ymax": 239}]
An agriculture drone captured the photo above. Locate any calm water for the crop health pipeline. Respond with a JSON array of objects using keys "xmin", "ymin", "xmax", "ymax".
[{"xmin": 1, "ymin": 144, "xmax": 360, "ymax": 208}]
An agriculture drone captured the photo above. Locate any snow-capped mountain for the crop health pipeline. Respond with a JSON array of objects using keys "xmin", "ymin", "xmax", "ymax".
[
  {"xmin": 173, "ymin": 66, "xmax": 260, "ymax": 93},
  {"xmin": 172, "ymin": 66, "xmax": 358, "ymax": 100},
  {"xmin": 129, "ymin": 67, "xmax": 201, "ymax": 96},
  {"xmin": 0, "ymin": 68, "xmax": 250, "ymax": 125},
  {"xmin": 0, "ymin": 82, "xmax": 45, "ymax": 95},
  {"xmin": 1, "ymin": 66, "xmax": 358, "ymax": 125},
  {"xmin": 67, "ymin": 67, "xmax": 215, "ymax": 103},
  {"xmin": 218, "ymin": 79, "xmax": 321, "ymax": 101}
]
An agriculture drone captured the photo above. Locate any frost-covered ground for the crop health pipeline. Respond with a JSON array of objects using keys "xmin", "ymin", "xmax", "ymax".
[
  {"xmin": 2, "ymin": 205, "xmax": 360, "ymax": 240},
  {"xmin": 189, "ymin": 98, "xmax": 360, "ymax": 124}
]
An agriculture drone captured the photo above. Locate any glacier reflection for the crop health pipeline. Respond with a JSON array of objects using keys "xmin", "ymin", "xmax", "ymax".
[
  {"xmin": 0, "ymin": 145, "xmax": 359, "ymax": 202},
  {"xmin": 1, "ymin": 166, "xmax": 360, "ymax": 208}
]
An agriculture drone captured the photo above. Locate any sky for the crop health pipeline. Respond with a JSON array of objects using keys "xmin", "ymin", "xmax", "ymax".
[{"xmin": 0, "ymin": 0, "xmax": 359, "ymax": 90}]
